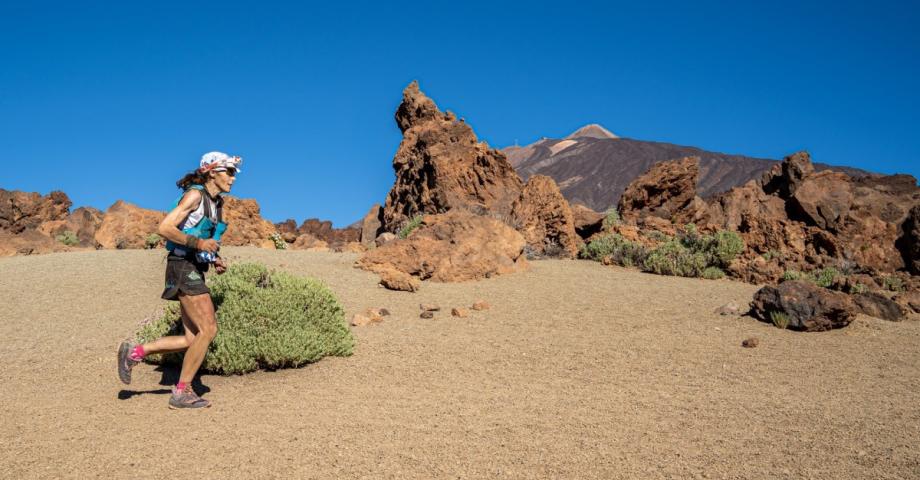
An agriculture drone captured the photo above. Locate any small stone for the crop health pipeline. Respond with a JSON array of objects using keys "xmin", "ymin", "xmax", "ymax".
[
  {"xmin": 742, "ymin": 337, "xmax": 759, "ymax": 348},
  {"xmin": 420, "ymin": 311, "xmax": 434, "ymax": 319},
  {"xmin": 471, "ymin": 300, "xmax": 490, "ymax": 311},
  {"xmin": 715, "ymin": 302, "xmax": 741, "ymax": 316},
  {"xmin": 420, "ymin": 303, "xmax": 441, "ymax": 312},
  {"xmin": 451, "ymin": 307, "xmax": 469, "ymax": 318},
  {"xmin": 377, "ymin": 308, "xmax": 391, "ymax": 316},
  {"xmin": 351, "ymin": 313, "xmax": 374, "ymax": 327}
]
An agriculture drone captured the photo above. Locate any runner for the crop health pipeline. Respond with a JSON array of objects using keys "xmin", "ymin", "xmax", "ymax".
[{"xmin": 117, "ymin": 151, "xmax": 242, "ymax": 409}]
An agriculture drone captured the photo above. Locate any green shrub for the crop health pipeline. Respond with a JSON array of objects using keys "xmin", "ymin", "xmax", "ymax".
[
  {"xmin": 602, "ymin": 208, "xmax": 620, "ymax": 229},
  {"xmin": 883, "ymin": 276, "xmax": 905, "ymax": 292},
  {"xmin": 269, "ymin": 232, "xmax": 287, "ymax": 250},
  {"xmin": 579, "ymin": 234, "xmax": 647, "ymax": 267},
  {"xmin": 55, "ymin": 230, "xmax": 79, "ymax": 246},
  {"xmin": 642, "ymin": 239, "xmax": 708, "ymax": 277},
  {"xmin": 145, "ymin": 233, "xmax": 162, "ymax": 249},
  {"xmin": 398, "ymin": 215, "xmax": 423, "ymax": 239},
  {"xmin": 814, "ymin": 267, "xmax": 839, "ymax": 288},
  {"xmin": 701, "ymin": 266, "xmax": 725, "ymax": 280},
  {"xmin": 136, "ymin": 263, "xmax": 354, "ymax": 374},
  {"xmin": 849, "ymin": 282, "xmax": 867, "ymax": 295},
  {"xmin": 709, "ymin": 231, "xmax": 745, "ymax": 267},
  {"xmin": 769, "ymin": 310, "xmax": 790, "ymax": 330}
]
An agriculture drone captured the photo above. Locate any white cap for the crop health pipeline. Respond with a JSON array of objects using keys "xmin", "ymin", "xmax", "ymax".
[{"xmin": 199, "ymin": 151, "xmax": 243, "ymax": 173}]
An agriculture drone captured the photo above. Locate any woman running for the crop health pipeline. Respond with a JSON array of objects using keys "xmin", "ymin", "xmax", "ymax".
[{"xmin": 117, "ymin": 151, "xmax": 242, "ymax": 409}]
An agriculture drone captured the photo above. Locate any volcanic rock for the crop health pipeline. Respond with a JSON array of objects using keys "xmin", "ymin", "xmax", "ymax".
[
  {"xmin": 219, "ymin": 196, "xmax": 278, "ymax": 248},
  {"xmin": 471, "ymin": 300, "xmax": 490, "ymax": 311},
  {"xmin": 741, "ymin": 337, "xmax": 759, "ymax": 348},
  {"xmin": 0, "ymin": 228, "xmax": 65, "ymax": 256},
  {"xmin": 750, "ymin": 281, "xmax": 856, "ymax": 332},
  {"xmin": 375, "ymin": 232, "xmax": 397, "ymax": 248},
  {"xmin": 275, "ymin": 219, "xmax": 300, "ymax": 243},
  {"xmin": 898, "ymin": 204, "xmax": 920, "ymax": 275},
  {"xmin": 360, "ymin": 204, "xmax": 383, "ymax": 247},
  {"xmin": 377, "ymin": 266, "xmax": 420, "ymax": 292},
  {"xmin": 94, "ymin": 201, "xmax": 165, "ymax": 250},
  {"xmin": 297, "ymin": 218, "xmax": 360, "ymax": 249},
  {"xmin": 38, "ymin": 206, "xmax": 104, "ymax": 247},
  {"xmin": 289, "ymin": 234, "xmax": 329, "ymax": 251},
  {"xmin": 571, "ymin": 204, "xmax": 605, "ymax": 239},
  {"xmin": 356, "ymin": 210, "xmax": 527, "ymax": 283},
  {"xmin": 510, "ymin": 175, "xmax": 579, "ymax": 258},
  {"xmin": 851, "ymin": 292, "xmax": 909, "ymax": 322},
  {"xmin": 420, "ymin": 303, "xmax": 441, "ymax": 312},
  {"xmin": 381, "ymin": 81, "xmax": 524, "ymax": 232},
  {"xmin": 451, "ymin": 307, "xmax": 469, "ymax": 318},
  {"xmin": 0, "ymin": 189, "xmax": 71, "ymax": 234},
  {"xmin": 618, "ymin": 157, "xmax": 702, "ymax": 223}
]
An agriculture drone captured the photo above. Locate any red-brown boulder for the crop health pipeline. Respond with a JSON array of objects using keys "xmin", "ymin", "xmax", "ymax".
[
  {"xmin": 511, "ymin": 175, "xmax": 579, "ymax": 258},
  {"xmin": 94, "ymin": 201, "xmax": 165, "ymax": 249},
  {"xmin": 220, "ymin": 196, "xmax": 277, "ymax": 248},
  {"xmin": 356, "ymin": 210, "xmax": 527, "ymax": 283},
  {"xmin": 618, "ymin": 157, "xmax": 701, "ymax": 223},
  {"xmin": 0, "ymin": 189, "xmax": 71, "ymax": 234},
  {"xmin": 750, "ymin": 280, "xmax": 856, "ymax": 331}
]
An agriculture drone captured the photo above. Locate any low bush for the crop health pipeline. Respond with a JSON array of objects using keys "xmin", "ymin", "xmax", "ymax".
[
  {"xmin": 145, "ymin": 233, "xmax": 162, "ymax": 249},
  {"xmin": 701, "ymin": 266, "xmax": 725, "ymax": 280},
  {"xmin": 55, "ymin": 230, "xmax": 79, "ymax": 246},
  {"xmin": 642, "ymin": 239, "xmax": 708, "ymax": 277},
  {"xmin": 769, "ymin": 310, "xmax": 790, "ymax": 330},
  {"xmin": 883, "ymin": 276, "xmax": 905, "ymax": 292},
  {"xmin": 579, "ymin": 234, "xmax": 648, "ymax": 267},
  {"xmin": 136, "ymin": 263, "xmax": 354, "ymax": 374},
  {"xmin": 602, "ymin": 208, "xmax": 620, "ymax": 229},
  {"xmin": 269, "ymin": 232, "xmax": 287, "ymax": 250},
  {"xmin": 398, "ymin": 215, "xmax": 423, "ymax": 239}
]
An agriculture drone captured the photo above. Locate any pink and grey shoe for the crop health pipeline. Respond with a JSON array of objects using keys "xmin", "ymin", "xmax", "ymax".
[
  {"xmin": 168, "ymin": 385, "xmax": 211, "ymax": 410},
  {"xmin": 117, "ymin": 341, "xmax": 140, "ymax": 385}
]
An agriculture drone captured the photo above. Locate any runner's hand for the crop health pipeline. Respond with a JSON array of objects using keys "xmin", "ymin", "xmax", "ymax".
[
  {"xmin": 198, "ymin": 238, "xmax": 219, "ymax": 253},
  {"xmin": 215, "ymin": 256, "xmax": 227, "ymax": 275}
]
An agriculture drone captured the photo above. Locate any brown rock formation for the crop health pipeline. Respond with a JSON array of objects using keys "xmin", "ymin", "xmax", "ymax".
[
  {"xmin": 289, "ymin": 234, "xmax": 328, "ymax": 251},
  {"xmin": 94, "ymin": 201, "xmax": 165, "ymax": 249},
  {"xmin": 510, "ymin": 175, "xmax": 579, "ymax": 258},
  {"xmin": 297, "ymin": 218, "xmax": 360, "ymax": 248},
  {"xmin": 618, "ymin": 157, "xmax": 702, "ymax": 223},
  {"xmin": 381, "ymin": 81, "xmax": 524, "ymax": 232},
  {"xmin": 360, "ymin": 204, "xmax": 382, "ymax": 247},
  {"xmin": 901, "ymin": 204, "xmax": 920, "ymax": 274},
  {"xmin": 356, "ymin": 210, "xmax": 527, "ymax": 283},
  {"xmin": 571, "ymin": 204, "xmax": 605, "ymax": 239},
  {"xmin": 0, "ymin": 228, "xmax": 65, "ymax": 256},
  {"xmin": 0, "ymin": 189, "xmax": 71, "ymax": 234},
  {"xmin": 750, "ymin": 281, "xmax": 855, "ymax": 332},
  {"xmin": 220, "ymin": 196, "xmax": 277, "ymax": 248},
  {"xmin": 38, "ymin": 206, "xmax": 104, "ymax": 247}
]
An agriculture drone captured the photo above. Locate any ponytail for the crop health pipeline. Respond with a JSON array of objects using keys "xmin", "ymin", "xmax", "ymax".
[{"xmin": 176, "ymin": 169, "xmax": 209, "ymax": 190}]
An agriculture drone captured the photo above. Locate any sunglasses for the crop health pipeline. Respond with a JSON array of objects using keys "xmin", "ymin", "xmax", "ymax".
[{"xmin": 221, "ymin": 168, "xmax": 238, "ymax": 177}]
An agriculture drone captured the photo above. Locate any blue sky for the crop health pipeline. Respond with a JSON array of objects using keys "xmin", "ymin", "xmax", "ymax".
[{"xmin": 2, "ymin": 0, "xmax": 918, "ymax": 226}]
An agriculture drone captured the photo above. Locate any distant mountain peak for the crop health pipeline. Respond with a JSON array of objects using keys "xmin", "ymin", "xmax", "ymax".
[{"xmin": 565, "ymin": 124, "xmax": 618, "ymax": 140}]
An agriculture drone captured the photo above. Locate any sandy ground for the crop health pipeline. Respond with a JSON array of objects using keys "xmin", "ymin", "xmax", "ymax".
[{"xmin": 1, "ymin": 247, "xmax": 919, "ymax": 479}]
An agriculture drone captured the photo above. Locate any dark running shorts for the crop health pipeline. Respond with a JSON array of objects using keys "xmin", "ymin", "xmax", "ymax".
[{"xmin": 161, "ymin": 254, "xmax": 211, "ymax": 300}]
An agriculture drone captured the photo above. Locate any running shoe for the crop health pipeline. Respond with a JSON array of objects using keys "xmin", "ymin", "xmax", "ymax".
[
  {"xmin": 168, "ymin": 385, "xmax": 211, "ymax": 409},
  {"xmin": 117, "ymin": 341, "xmax": 139, "ymax": 385}
]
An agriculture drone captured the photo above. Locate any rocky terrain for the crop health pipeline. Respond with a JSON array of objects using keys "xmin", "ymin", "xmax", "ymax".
[
  {"xmin": 503, "ymin": 126, "xmax": 868, "ymax": 212},
  {"xmin": 2, "ymin": 81, "xmax": 918, "ymax": 329}
]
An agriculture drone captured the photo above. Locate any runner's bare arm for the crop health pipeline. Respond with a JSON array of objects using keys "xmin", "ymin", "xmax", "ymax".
[{"xmin": 157, "ymin": 190, "xmax": 203, "ymax": 246}]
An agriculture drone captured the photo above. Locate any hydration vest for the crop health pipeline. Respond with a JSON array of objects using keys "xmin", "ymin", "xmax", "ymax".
[{"xmin": 165, "ymin": 185, "xmax": 228, "ymax": 255}]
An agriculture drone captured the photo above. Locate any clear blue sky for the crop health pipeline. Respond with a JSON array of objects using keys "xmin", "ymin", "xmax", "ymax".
[{"xmin": 2, "ymin": 1, "xmax": 918, "ymax": 226}]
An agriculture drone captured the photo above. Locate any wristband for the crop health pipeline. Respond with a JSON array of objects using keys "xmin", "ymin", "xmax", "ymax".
[{"xmin": 185, "ymin": 234, "xmax": 199, "ymax": 249}]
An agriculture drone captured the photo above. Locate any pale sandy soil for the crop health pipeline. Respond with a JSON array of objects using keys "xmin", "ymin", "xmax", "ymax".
[{"xmin": 1, "ymin": 248, "xmax": 918, "ymax": 480}]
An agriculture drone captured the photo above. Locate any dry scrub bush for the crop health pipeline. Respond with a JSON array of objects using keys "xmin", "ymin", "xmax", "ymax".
[
  {"xmin": 769, "ymin": 310, "xmax": 790, "ymax": 330},
  {"xmin": 581, "ymin": 227, "xmax": 743, "ymax": 279},
  {"xmin": 136, "ymin": 263, "xmax": 354, "ymax": 374},
  {"xmin": 55, "ymin": 230, "xmax": 78, "ymax": 246},
  {"xmin": 398, "ymin": 215, "xmax": 424, "ymax": 239}
]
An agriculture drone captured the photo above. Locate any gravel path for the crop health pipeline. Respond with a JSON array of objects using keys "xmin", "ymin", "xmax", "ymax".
[{"xmin": 1, "ymin": 247, "xmax": 918, "ymax": 479}]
